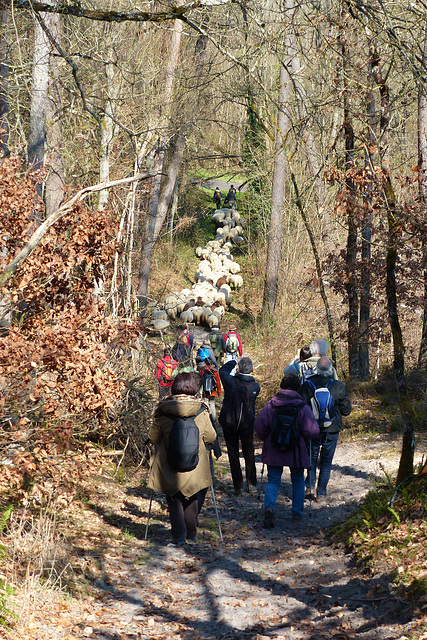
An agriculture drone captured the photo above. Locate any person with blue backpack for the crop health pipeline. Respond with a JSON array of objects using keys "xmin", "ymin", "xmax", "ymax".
[
  {"xmin": 299, "ymin": 356, "xmax": 352, "ymax": 502},
  {"xmin": 195, "ymin": 339, "xmax": 218, "ymax": 369}
]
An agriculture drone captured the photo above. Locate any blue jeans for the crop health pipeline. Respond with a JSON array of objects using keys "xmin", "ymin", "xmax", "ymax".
[
  {"xmin": 306, "ymin": 431, "xmax": 339, "ymax": 497},
  {"xmin": 264, "ymin": 465, "xmax": 305, "ymax": 516}
]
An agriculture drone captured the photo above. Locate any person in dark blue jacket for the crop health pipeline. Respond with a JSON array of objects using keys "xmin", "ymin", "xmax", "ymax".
[
  {"xmin": 300, "ymin": 357, "xmax": 352, "ymax": 501},
  {"xmin": 218, "ymin": 358, "xmax": 260, "ymax": 495}
]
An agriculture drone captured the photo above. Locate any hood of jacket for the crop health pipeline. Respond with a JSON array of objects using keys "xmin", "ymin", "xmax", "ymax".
[
  {"xmin": 155, "ymin": 395, "xmax": 205, "ymax": 419},
  {"xmin": 269, "ymin": 389, "xmax": 305, "ymax": 408}
]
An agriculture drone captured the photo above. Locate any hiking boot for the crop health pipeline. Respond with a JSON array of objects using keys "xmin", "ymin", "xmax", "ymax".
[
  {"xmin": 316, "ymin": 494, "xmax": 328, "ymax": 504},
  {"xmin": 234, "ymin": 487, "xmax": 243, "ymax": 496},
  {"xmin": 263, "ymin": 508, "xmax": 275, "ymax": 529},
  {"xmin": 291, "ymin": 512, "xmax": 302, "ymax": 523},
  {"xmin": 305, "ymin": 488, "xmax": 315, "ymax": 500}
]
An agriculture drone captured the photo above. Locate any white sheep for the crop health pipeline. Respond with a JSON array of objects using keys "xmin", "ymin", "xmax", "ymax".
[
  {"xmin": 190, "ymin": 306, "xmax": 204, "ymax": 324},
  {"xmin": 152, "ymin": 309, "xmax": 168, "ymax": 321},
  {"xmin": 180, "ymin": 309, "xmax": 194, "ymax": 324},
  {"xmin": 229, "ymin": 273, "xmax": 243, "ymax": 288}
]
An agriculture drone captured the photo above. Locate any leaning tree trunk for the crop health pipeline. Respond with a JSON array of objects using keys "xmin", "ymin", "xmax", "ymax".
[{"xmin": 262, "ymin": 0, "xmax": 294, "ymax": 318}]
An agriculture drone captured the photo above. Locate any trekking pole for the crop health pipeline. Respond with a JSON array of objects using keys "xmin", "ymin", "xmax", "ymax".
[
  {"xmin": 210, "ymin": 484, "xmax": 223, "ymax": 541},
  {"xmin": 257, "ymin": 463, "xmax": 265, "ymax": 509},
  {"xmin": 144, "ymin": 489, "xmax": 154, "ymax": 540},
  {"xmin": 308, "ymin": 440, "xmax": 313, "ymax": 517}
]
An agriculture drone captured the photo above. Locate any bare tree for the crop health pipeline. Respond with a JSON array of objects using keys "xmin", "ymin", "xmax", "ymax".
[{"xmin": 262, "ymin": 0, "xmax": 294, "ymax": 318}]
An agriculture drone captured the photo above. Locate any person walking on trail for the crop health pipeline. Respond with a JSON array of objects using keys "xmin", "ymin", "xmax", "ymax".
[
  {"xmin": 148, "ymin": 372, "xmax": 217, "ymax": 547},
  {"xmin": 208, "ymin": 325, "xmax": 226, "ymax": 366},
  {"xmin": 300, "ymin": 338, "xmax": 338, "ymax": 382},
  {"xmin": 179, "ymin": 324, "xmax": 194, "ymax": 350},
  {"xmin": 219, "ymin": 358, "xmax": 260, "ymax": 495},
  {"xmin": 284, "ymin": 345, "xmax": 312, "ymax": 377},
  {"xmin": 195, "ymin": 339, "xmax": 218, "ymax": 370},
  {"xmin": 198, "ymin": 357, "xmax": 222, "ymax": 424},
  {"xmin": 213, "ymin": 187, "xmax": 222, "ymax": 209},
  {"xmin": 254, "ymin": 373, "xmax": 319, "ymax": 527},
  {"xmin": 223, "ymin": 185, "xmax": 237, "ymax": 209},
  {"xmin": 299, "ymin": 356, "xmax": 352, "ymax": 502},
  {"xmin": 172, "ymin": 333, "xmax": 193, "ymax": 369},
  {"xmin": 154, "ymin": 348, "xmax": 178, "ymax": 399},
  {"xmin": 223, "ymin": 324, "xmax": 242, "ymax": 363}
]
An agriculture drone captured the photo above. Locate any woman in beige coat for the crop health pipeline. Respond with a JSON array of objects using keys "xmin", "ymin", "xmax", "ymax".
[{"xmin": 148, "ymin": 372, "xmax": 217, "ymax": 546}]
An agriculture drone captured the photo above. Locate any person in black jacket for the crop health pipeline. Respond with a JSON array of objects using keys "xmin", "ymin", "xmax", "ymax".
[
  {"xmin": 223, "ymin": 185, "xmax": 237, "ymax": 209},
  {"xmin": 218, "ymin": 358, "xmax": 260, "ymax": 495},
  {"xmin": 300, "ymin": 356, "xmax": 352, "ymax": 501}
]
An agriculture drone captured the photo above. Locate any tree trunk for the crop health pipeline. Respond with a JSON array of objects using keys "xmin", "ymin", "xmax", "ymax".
[
  {"xmin": 98, "ymin": 37, "xmax": 120, "ymax": 211},
  {"xmin": 262, "ymin": 0, "xmax": 294, "ymax": 318},
  {"xmin": 44, "ymin": 13, "xmax": 64, "ymax": 217},
  {"xmin": 28, "ymin": 13, "xmax": 52, "ymax": 173},
  {"xmin": 137, "ymin": 11, "xmax": 183, "ymax": 314},
  {"xmin": 341, "ymin": 28, "xmax": 360, "ymax": 377},
  {"xmin": 418, "ymin": 20, "xmax": 427, "ymax": 369},
  {"xmin": 0, "ymin": 7, "xmax": 9, "ymax": 157},
  {"xmin": 359, "ymin": 47, "xmax": 377, "ymax": 380},
  {"xmin": 138, "ymin": 131, "xmax": 186, "ymax": 310}
]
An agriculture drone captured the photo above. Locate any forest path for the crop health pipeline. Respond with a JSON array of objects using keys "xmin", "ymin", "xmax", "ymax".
[{"xmin": 23, "ymin": 435, "xmax": 426, "ymax": 640}]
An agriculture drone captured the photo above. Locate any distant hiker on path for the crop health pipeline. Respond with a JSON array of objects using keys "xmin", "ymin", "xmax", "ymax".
[
  {"xmin": 172, "ymin": 334, "xmax": 193, "ymax": 369},
  {"xmin": 219, "ymin": 358, "xmax": 260, "ymax": 495},
  {"xmin": 300, "ymin": 356, "xmax": 352, "ymax": 502},
  {"xmin": 208, "ymin": 324, "xmax": 226, "ymax": 366},
  {"xmin": 213, "ymin": 187, "xmax": 222, "ymax": 209},
  {"xmin": 198, "ymin": 357, "xmax": 222, "ymax": 424},
  {"xmin": 223, "ymin": 324, "xmax": 242, "ymax": 363},
  {"xmin": 154, "ymin": 348, "xmax": 178, "ymax": 399},
  {"xmin": 148, "ymin": 372, "xmax": 217, "ymax": 547},
  {"xmin": 301, "ymin": 339, "xmax": 338, "ymax": 382},
  {"xmin": 223, "ymin": 185, "xmax": 237, "ymax": 209},
  {"xmin": 195, "ymin": 339, "xmax": 218, "ymax": 370},
  {"xmin": 254, "ymin": 373, "xmax": 319, "ymax": 527},
  {"xmin": 179, "ymin": 325, "xmax": 194, "ymax": 350},
  {"xmin": 284, "ymin": 345, "xmax": 312, "ymax": 377}
]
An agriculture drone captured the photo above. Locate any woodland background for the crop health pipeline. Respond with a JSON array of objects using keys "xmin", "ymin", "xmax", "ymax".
[{"xmin": 1, "ymin": 0, "xmax": 427, "ymax": 633}]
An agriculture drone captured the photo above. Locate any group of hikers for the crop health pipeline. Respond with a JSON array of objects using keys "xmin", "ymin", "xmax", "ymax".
[
  {"xmin": 150, "ymin": 333, "xmax": 352, "ymax": 547},
  {"xmin": 213, "ymin": 185, "xmax": 237, "ymax": 209}
]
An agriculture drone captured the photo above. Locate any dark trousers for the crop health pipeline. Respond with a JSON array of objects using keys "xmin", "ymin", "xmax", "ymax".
[
  {"xmin": 166, "ymin": 492, "xmax": 199, "ymax": 543},
  {"xmin": 223, "ymin": 426, "xmax": 257, "ymax": 491}
]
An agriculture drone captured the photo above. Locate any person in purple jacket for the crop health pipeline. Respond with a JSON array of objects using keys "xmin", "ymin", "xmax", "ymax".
[{"xmin": 254, "ymin": 373, "xmax": 319, "ymax": 527}]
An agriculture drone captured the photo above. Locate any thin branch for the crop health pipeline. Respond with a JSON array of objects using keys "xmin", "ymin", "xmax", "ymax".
[{"xmin": 0, "ymin": 172, "xmax": 154, "ymax": 289}]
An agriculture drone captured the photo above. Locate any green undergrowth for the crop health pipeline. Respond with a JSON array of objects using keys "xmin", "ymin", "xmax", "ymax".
[{"xmin": 331, "ymin": 471, "xmax": 427, "ymax": 612}]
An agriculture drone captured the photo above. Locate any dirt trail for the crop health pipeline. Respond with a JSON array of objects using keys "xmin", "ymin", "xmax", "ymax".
[{"xmin": 27, "ymin": 435, "xmax": 425, "ymax": 640}]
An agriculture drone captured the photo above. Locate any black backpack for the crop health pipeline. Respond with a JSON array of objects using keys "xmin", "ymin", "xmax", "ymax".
[
  {"xmin": 232, "ymin": 378, "xmax": 256, "ymax": 429},
  {"xmin": 270, "ymin": 401, "xmax": 305, "ymax": 452},
  {"xmin": 202, "ymin": 370, "xmax": 217, "ymax": 396},
  {"xmin": 166, "ymin": 406, "xmax": 205, "ymax": 472}
]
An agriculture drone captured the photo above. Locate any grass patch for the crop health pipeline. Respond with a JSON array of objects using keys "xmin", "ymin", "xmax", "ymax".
[{"xmin": 331, "ymin": 473, "xmax": 427, "ymax": 609}]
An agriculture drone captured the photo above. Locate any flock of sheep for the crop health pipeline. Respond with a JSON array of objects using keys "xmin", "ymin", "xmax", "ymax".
[{"xmin": 149, "ymin": 207, "xmax": 244, "ymax": 332}]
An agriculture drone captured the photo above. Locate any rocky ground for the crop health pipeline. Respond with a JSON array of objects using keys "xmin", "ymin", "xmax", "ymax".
[{"xmin": 10, "ymin": 434, "xmax": 427, "ymax": 640}]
